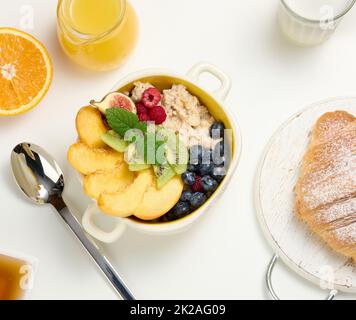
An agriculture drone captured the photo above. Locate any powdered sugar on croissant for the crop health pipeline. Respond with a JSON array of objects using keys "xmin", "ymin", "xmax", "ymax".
[{"xmin": 295, "ymin": 111, "xmax": 356, "ymax": 261}]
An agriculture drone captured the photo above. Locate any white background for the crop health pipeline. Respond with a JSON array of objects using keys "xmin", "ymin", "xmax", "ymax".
[{"xmin": 0, "ymin": 0, "xmax": 355, "ymax": 300}]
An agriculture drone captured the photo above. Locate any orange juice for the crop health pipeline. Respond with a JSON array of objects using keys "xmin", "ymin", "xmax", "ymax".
[{"xmin": 57, "ymin": 0, "xmax": 138, "ymax": 71}]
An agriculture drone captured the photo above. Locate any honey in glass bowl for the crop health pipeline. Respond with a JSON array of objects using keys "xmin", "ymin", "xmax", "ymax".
[
  {"xmin": 0, "ymin": 254, "xmax": 28, "ymax": 300},
  {"xmin": 57, "ymin": 0, "xmax": 139, "ymax": 71}
]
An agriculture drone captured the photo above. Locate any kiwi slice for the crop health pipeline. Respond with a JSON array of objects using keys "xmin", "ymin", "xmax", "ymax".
[
  {"xmin": 129, "ymin": 163, "xmax": 151, "ymax": 172},
  {"xmin": 153, "ymin": 164, "xmax": 176, "ymax": 189},
  {"xmin": 167, "ymin": 139, "xmax": 189, "ymax": 174},
  {"xmin": 101, "ymin": 131, "xmax": 128, "ymax": 152},
  {"xmin": 157, "ymin": 128, "xmax": 189, "ymax": 174}
]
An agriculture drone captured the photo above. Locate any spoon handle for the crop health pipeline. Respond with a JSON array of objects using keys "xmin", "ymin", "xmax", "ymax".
[{"xmin": 55, "ymin": 204, "xmax": 135, "ymax": 300}]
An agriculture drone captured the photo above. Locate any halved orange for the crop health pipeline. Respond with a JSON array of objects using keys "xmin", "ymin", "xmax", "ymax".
[{"xmin": 0, "ymin": 28, "xmax": 53, "ymax": 116}]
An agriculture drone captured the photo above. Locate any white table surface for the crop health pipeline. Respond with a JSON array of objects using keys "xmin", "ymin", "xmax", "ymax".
[{"xmin": 0, "ymin": 0, "xmax": 355, "ymax": 300}]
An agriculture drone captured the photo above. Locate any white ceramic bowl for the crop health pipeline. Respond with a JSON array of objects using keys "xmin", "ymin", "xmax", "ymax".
[{"xmin": 82, "ymin": 62, "xmax": 242, "ymax": 243}]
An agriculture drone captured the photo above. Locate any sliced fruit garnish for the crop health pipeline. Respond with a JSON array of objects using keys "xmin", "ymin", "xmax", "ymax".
[
  {"xmin": 67, "ymin": 142, "xmax": 123, "ymax": 175},
  {"xmin": 166, "ymin": 139, "xmax": 189, "ymax": 175},
  {"xmin": 125, "ymin": 142, "xmax": 147, "ymax": 167},
  {"xmin": 0, "ymin": 27, "xmax": 53, "ymax": 116},
  {"xmin": 76, "ymin": 106, "xmax": 108, "ymax": 148},
  {"xmin": 129, "ymin": 163, "xmax": 151, "ymax": 172},
  {"xmin": 83, "ymin": 164, "xmax": 134, "ymax": 199},
  {"xmin": 91, "ymin": 92, "xmax": 136, "ymax": 115},
  {"xmin": 135, "ymin": 175, "xmax": 184, "ymax": 221},
  {"xmin": 98, "ymin": 169, "xmax": 153, "ymax": 217},
  {"xmin": 153, "ymin": 164, "xmax": 176, "ymax": 190},
  {"xmin": 157, "ymin": 128, "xmax": 189, "ymax": 174},
  {"xmin": 101, "ymin": 130, "xmax": 128, "ymax": 152}
]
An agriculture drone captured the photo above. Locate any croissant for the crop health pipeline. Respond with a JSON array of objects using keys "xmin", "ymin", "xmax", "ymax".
[{"xmin": 295, "ymin": 111, "xmax": 356, "ymax": 261}]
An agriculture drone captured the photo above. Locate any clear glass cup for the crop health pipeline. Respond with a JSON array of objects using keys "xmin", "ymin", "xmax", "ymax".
[
  {"xmin": 57, "ymin": 0, "xmax": 139, "ymax": 71},
  {"xmin": 278, "ymin": 0, "xmax": 356, "ymax": 46}
]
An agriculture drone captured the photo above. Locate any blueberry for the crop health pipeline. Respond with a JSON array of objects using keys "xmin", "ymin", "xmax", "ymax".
[
  {"xmin": 189, "ymin": 145, "xmax": 203, "ymax": 165},
  {"xmin": 187, "ymin": 163, "xmax": 199, "ymax": 173},
  {"xmin": 165, "ymin": 211, "xmax": 177, "ymax": 221},
  {"xmin": 190, "ymin": 192, "xmax": 207, "ymax": 209},
  {"xmin": 211, "ymin": 166, "xmax": 226, "ymax": 182},
  {"xmin": 173, "ymin": 202, "xmax": 191, "ymax": 217},
  {"xmin": 198, "ymin": 163, "xmax": 214, "ymax": 176},
  {"xmin": 180, "ymin": 191, "xmax": 193, "ymax": 202},
  {"xmin": 182, "ymin": 171, "xmax": 196, "ymax": 186},
  {"xmin": 190, "ymin": 145, "xmax": 211, "ymax": 164},
  {"xmin": 212, "ymin": 142, "xmax": 225, "ymax": 165},
  {"xmin": 201, "ymin": 148, "xmax": 212, "ymax": 164},
  {"xmin": 201, "ymin": 175, "xmax": 219, "ymax": 192},
  {"xmin": 210, "ymin": 122, "xmax": 225, "ymax": 139}
]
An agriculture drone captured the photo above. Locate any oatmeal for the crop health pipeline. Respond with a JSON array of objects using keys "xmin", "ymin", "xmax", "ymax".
[
  {"xmin": 131, "ymin": 82, "xmax": 154, "ymax": 102},
  {"xmin": 162, "ymin": 85, "xmax": 216, "ymax": 148},
  {"xmin": 131, "ymin": 82, "xmax": 217, "ymax": 148}
]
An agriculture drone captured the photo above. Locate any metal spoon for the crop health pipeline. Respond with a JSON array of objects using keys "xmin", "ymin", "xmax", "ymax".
[{"xmin": 10, "ymin": 142, "xmax": 135, "ymax": 300}]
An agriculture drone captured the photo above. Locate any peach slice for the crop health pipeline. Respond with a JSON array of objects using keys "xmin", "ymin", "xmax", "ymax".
[
  {"xmin": 83, "ymin": 163, "xmax": 134, "ymax": 200},
  {"xmin": 67, "ymin": 142, "xmax": 123, "ymax": 175},
  {"xmin": 134, "ymin": 176, "xmax": 184, "ymax": 220},
  {"xmin": 76, "ymin": 106, "xmax": 107, "ymax": 148},
  {"xmin": 98, "ymin": 169, "xmax": 153, "ymax": 218}
]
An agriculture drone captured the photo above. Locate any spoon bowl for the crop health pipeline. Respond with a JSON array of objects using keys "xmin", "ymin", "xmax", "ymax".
[{"xmin": 11, "ymin": 143, "xmax": 64, "ymax": 205}]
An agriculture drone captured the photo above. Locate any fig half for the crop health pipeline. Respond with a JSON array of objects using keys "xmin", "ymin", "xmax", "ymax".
[{"xmin": 90, "ymin": 92, "xmax": 137, "ymax": 115}]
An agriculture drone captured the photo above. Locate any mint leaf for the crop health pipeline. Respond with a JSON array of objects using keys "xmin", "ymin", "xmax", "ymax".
[
  {"xmin": 135, "ymin": 121, "xmax": 147, "ymax": 134},
  {"xmin": 106, "ymin": 108, "xmax": 140, "ymax": 137}
]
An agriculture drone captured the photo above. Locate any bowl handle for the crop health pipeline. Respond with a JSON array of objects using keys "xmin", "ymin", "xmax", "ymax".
[
  {"xmin": 82, "ymin": 203, "xmax": 127, "ymax": 243},
  {"xmin": 266, "ymin": 255, "xmax": 339, "ymax": 300},
  {"xmin": 187, "ymin": 62, "xmax": 231, "ymax": 101}
]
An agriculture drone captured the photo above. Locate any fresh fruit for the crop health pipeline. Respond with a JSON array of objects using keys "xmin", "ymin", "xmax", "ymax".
[
  {"xmin": 192, "ymin": 176, "xmax": 203, "ymax": 192},
  {"xmin": 212, "ymin": 142, "xmax": 225, "ymax": 165},
  {"xmin": 198, "ymin": 163, "xmax": 214, "ymax": 176},
  {"xmin": 83, "ymin": 164, "xmax": 134, "ymax": 199},
  {"xmin": 101, "ymin": 130, "xmax": 128, "ymax": 152},
  {"xmin": 173, "ymin": 202, "xmax": 191, "ymax": 217},
  {"xmin": 180, "ymin": 190, "xmax": 193, "ymax": 202},
  {"xmin": 0, "ymin": 28, "xmax": 53, "ymax": 116},
  {"xmin": 212, "ymin": 166, "xmax": 226, "ymax": 182},
  {"xmin": 91, "ymin": 92, "xmax": 136, "ymax": 115},
  {"xmin": 98, "ymin": 169, "xmax": 153, "ymax": 217},
  {"xmin": 182, "ymin": 171, "xmax": 196, "ymax": 186},
  {"xmin": 129, "ymin": 163, "xmax": 151, "ymax": 172},
  {"xmin": 76, "ymin": 106, "xmax": 108, "ymax": 148},
  {"xmin": 149, "ymin": 106, "xmax": 167, "ymax": 125},
  {"xmin": 190, "ymin": 192, "xmax": 207, "ymax": 209},
  {"xmin": 210, "ymin": 121, "xmax": 225, "ymax": 138},
  {"xmin": 166, "ymin": 140, "xmax": 189, "ymax": 175},
  {"xmin": 153, "ymin": 164, "xmax": 176, "ymax": 189},
  {"xmin": 134, "ymin": 175, "xmax": 184, "ymax": 220},
  {"xmin": 201, "ymin": 175, "xmax": 219, "ymax": 192},
  {"xmin": 67, "ymin": 142, "xmax": 123, "ymax": 175},
  {"xmin": 136, "ymin": 102, "xmax": 148, "ymax": 115},
  {"xmin": 125, "ymin": 143, "xmax": 146, "ymax": 167},
  {"xmin": 138, "ymin": 113, "xmax": 150, "ymax": 122},
  {"xmin": 142, "ymin": 88, "xmax": 161, "ymax": 108},
  {"xmin": 187, "ymin": 163, "xmax": 199, "ymax": 172},
  {"xmin": 190, "ymin": 145, "xmax": 210, "ymax": 164}
]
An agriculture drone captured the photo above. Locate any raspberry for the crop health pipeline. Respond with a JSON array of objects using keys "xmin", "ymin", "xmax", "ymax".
[
  {"xmin": 149, "ymin": 106, "xmax": 167, "ymax": 125},
  {"xmin": 138, "ymin": 113, "xmax": 150, "ymax": 122},
  {"xmin": 192, "ymin": 176, "xmax": 203, "ymax": 192},
  {"xmin": 136, "ymin": 102, "xmax": 148, "ymax": 115},
  {"xmin": 142, "ymin": 88, "xmax": 161, "ymax": 108}
]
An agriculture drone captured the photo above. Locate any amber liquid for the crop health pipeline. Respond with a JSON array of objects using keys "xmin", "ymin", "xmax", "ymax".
[{"xmin": 0, "ymin": 255, "xmax": 26, "ymax": 300}]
